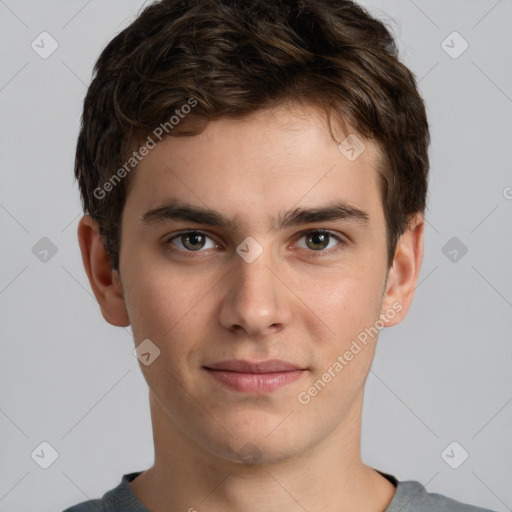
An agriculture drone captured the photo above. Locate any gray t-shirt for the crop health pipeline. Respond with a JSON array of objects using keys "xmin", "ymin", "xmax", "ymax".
[{"xmin": 63, "ymin": 470, "xmax": 497, "ymax": 512}]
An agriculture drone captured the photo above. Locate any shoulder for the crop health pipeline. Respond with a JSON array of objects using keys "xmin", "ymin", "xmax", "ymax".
[
  {"xmin": 61, "ymin": 472, "xmax": 147, "ymax": 512},
  {"xmin": 63, "ymin": 499, "xmax": 104, "ymax": 512},
  {"xmin": 390, "ymin": 480, "xmax": 498, "ymax": 512}
]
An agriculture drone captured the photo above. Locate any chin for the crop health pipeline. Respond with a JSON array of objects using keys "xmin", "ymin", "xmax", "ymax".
[{"xmin": 199, "ymin": 423, "xmax": 308, "ymax": 466}]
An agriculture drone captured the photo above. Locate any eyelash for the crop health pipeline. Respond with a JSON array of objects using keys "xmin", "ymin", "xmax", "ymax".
[{"xmin": 164, "ymin": 229, "xmax": 346, "ymax": 258}]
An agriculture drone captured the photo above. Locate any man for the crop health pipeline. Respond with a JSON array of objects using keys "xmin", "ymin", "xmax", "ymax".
[{"xmin": 64, "ymin": 0, "xmax": 497, "ymax": 510}]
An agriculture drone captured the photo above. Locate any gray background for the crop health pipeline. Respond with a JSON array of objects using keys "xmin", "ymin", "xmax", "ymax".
[{"xmin": 0, "ymin": 1, "xmax": 511, "ymax": 510}]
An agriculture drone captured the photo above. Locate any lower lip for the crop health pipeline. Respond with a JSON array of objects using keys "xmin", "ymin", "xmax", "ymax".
[{"xmin": 204, "ymin": 368, "xmax": 306, "ymax": 393}]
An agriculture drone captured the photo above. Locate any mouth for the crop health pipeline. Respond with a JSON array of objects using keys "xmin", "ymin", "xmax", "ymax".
[{"xmin": 203, "ymin": 359, "xmax": 307, "ymax": 393}]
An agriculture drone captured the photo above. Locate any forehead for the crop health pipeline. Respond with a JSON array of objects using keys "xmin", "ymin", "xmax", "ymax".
[{"xmin": 123, "ymin": 103, "xmax": 385, "ymax": 231}]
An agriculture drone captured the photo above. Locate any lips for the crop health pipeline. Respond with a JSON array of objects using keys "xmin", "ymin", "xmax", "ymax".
[
  {"xmin": 204, "ymin": 359, "xmax": 303, "ymax": 373},
  {"xmin": 203, "ymin": 359, "xmax": 307, "ymax": 393}
]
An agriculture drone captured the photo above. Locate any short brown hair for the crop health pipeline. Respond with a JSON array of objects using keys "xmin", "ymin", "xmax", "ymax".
[{"xmin": 75, "ymin": 0, "xmax": 430, "ymax": 271}]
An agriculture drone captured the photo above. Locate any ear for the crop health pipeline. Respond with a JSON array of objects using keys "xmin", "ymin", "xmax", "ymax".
[
  {"xmin": 77, "ymin": 214, "xmax": 130, "ymax": 327},
  {"xmin": 380, "ymin": 214, "xmax": 424, "ymax": 326}
]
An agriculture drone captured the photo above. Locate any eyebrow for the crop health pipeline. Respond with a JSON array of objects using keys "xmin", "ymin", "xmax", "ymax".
[{"xmin": 140, "ymin": 199, "xmax": 370, "ymax": 231}]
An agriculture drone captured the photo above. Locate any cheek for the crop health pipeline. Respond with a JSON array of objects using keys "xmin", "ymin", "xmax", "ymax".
[
  {"xmin": 296, "ymin": 273, "xmax": 383, "ymax": 413},
  {"xmin": 310, "ymin": 265, "xmax": 385, "ymax": 340},
  {"xmin": 123, "ymin": 266, "xmax": 214, "ymax": 378},
  {"xmin": 124, "ymin": 264, "xmax": 200, "ymax": 337},
  {"xmin": 124, "ymin": 274, "xmax": 200, "ymax": 402}
]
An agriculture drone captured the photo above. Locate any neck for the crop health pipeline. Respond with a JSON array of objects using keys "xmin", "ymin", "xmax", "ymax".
[{"xmin": 130, "ymin": 392, "xmax": 396, "ymax": 512}]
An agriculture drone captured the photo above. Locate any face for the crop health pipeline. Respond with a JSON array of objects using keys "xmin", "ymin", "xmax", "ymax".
[{"xmin": 111, "ymin": 102, "xmax": 410, "ymax": 464}]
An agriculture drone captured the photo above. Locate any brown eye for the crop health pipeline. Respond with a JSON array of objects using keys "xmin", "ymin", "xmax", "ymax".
[
  {"xmin": 295, "ymin": 230, "xmax": 345, "ymax": 257},
  {"xmin": 167, "ymin": 231, "xmax": 216, "ymax": 252},
  {"xmin": 181, "ymin": 232, "xmax": 206, "ymax": 251},
  {"xmin": 305, "ymin": 231, "xmax": 330, "ymax": 251}
]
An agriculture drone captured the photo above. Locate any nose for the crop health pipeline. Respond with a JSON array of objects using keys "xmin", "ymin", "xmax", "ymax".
[{"xmin": 218, "ymin": 244, "xmax": 292, "ymax": 337}]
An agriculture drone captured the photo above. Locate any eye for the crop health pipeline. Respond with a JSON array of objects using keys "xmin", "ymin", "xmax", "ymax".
[
  {"xmin": 295, "ymin": 230, "xmax": 345, "ymax": 257},
  {"xmin": 166, "ymin": 231, "xmax": 218, "ymax": 253}
]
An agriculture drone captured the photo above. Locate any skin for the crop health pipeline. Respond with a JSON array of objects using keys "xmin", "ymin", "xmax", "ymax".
[{"xmin": 78, "ymin": 101, "xmax": 424, "ymax": 512}]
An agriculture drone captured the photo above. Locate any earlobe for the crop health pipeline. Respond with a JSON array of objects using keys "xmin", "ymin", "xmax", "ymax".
[
  {"xmin": 77, "ymin": 215, "xmax": 130, "ymax": 327},
  {"xmin": 380, "ymin": 215, "xmax": 424, "ymax": 327}
]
